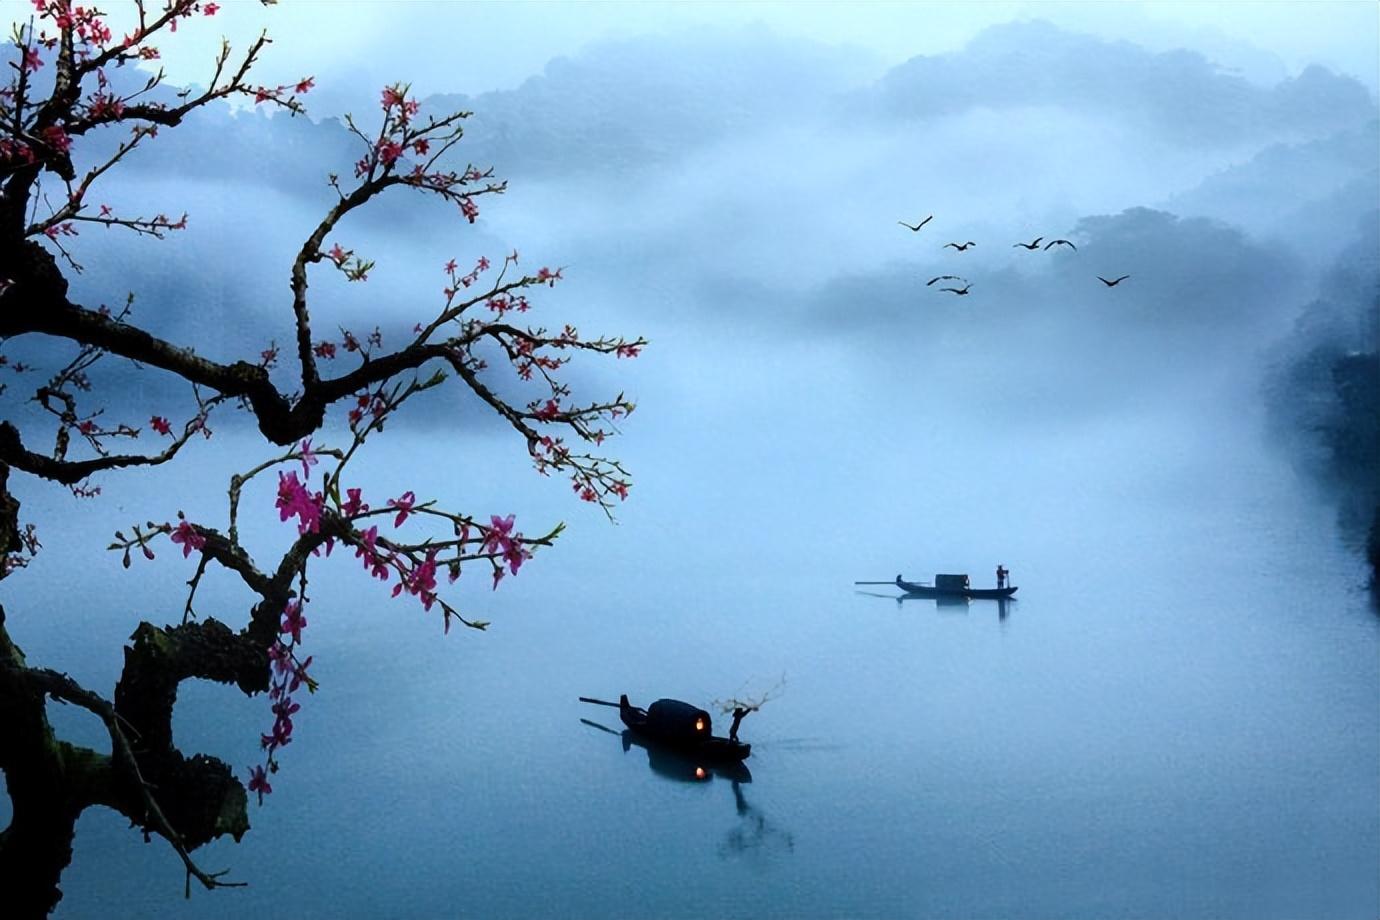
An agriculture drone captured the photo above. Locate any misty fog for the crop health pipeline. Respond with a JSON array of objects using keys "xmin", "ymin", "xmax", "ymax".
[{"xmin": 2, "ymin": 6, "xmax": 1377, "ymax": 919}]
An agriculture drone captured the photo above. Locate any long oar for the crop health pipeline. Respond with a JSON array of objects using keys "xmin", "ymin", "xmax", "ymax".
[
  {"xmin": 578, "ymin": 696, "xmax": 620, "ymax": 708},
  {"xmin": 854, "ymin": 580, "xmax": 931, "ymax": 586}
]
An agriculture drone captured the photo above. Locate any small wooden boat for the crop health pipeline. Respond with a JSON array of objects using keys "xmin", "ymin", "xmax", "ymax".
[
  {"xmin": 579, "ymin": 694, "xmax": 751, "ymax": 762},
  {"xmin": 896, "ymin": 574, "xmax": 1017, "ymax": 600}
]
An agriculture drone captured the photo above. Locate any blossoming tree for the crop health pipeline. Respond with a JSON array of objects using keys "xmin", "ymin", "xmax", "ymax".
[{"xmin": 0, "ymin": 2, "xmax": 643, "ymax": 914}]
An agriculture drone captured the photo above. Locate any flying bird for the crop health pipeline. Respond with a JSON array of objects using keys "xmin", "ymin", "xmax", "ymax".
[
  {"xmin": 898, "ymin": 215, "xmax": 933, "ymax": 232},
  {"xmin": 1013, "ymin": 237, "xmax": 1043, "ymax": 250},
  {"xmin": 1044, "ymin": 239, "xmax": 1077, "ymax": 251},
  {"xmin": 1098, "ymin": 275, "xmax": 1131, "ymax": 287},
  {"xmin": 944, "ymin": 241, "xmax": 976, "ymax": 251},
  {"xmin": 940, "ymin": 283, "xmax": 972, "ymax": 295},
  {"xmin": 927, "ymin": 275, "xmax": 964, "ymax": 286}
]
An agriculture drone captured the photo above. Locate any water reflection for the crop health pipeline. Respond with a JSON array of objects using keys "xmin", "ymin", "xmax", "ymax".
[
  {"xmin": 580, "ymin": 717, "xmax": 751, "ymax": 783},
  {"xmin": 581, "ymin": 717, "xmax": 794, "ymax": 864},
  {"xmin": 719, "ymin": 779, "xmax": 795, "ymax": 865},
  {"xmin": 855, "ymin": 589, "xmax": 1015, "ymax": 620}
]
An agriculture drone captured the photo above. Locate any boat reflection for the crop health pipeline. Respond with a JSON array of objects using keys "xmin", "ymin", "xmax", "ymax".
[
  {"xmin": 580, "ymin": 718, "xmax": 752, "ymax": 783},
  {"xmin": 856, "ymin": 590, "xmax": 1014, "ymax": 621},
  {"xmin": 720, "ymin": 780, "xmax": 795, "ymax": 862},
  {"xmin": 581, "ymin": 717, "xmax": 793, "ymax": 862}
]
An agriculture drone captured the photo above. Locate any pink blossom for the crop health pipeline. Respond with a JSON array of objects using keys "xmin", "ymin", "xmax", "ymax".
[
  {"xmin": 503, "ymin": 539, "xmax": 529, "ymax": 576},
  {"xmin": 203, "ymin": 2, "xmax": 220, "ymax": 15},
  {"xmin": 477, "ymin": 513, "xmax": 527, "ymax": 576},
  {"xmin": 381, "ymin": 85, "xmax": 405, "ymax": 110},
  {"xmin": 87, "ymin": 93, "xmax": 124, "ymax": 119},
  {"xmin": 327, "ymin": 243, "xmax": 346, "ymax": 265},
  {"xmin": 355, "ymin": 525, "xmax": 390, "ymax": 580},
  {"xmin": 483, "ymin": 514, "xmax": 515, "ymax": 554},
  {"xmin": 170, "ymin": 520, "xmax": 205, "ymax": 558},
  {"xmin": 271, "ymin": 697, "xmax": 300, "ymax": 739},
  {"xmin": 248, "ymin": 764, "xmax": 272, "ymax": 801},
  {"xmin": 297, "ymin": 438, "xmax": 318, "ymax": 480},
  {"xmin": 289, "ymin": 656, "xmax": 313, "ymax": 693},
  {"xmin": 150, "ymin": 415, "xmax": 172, "ymax": 435},
  {"xmin": 399, "ymin": 551, "xmax": 439, "ymax": 608},
  {"xmin": 408, "ymin": 554, "xmax": 436, "ymax": 604},
  {"xmin": 295, "ymin": 76, "xmax": 314, "ymax": 94},
  {"xmin": 376, "ymin": 139, "xmax": 403, "ymax": 166},
  {"xmin": 22, "ymin": 47, "xmax": 42, "ymax": 72},
  {"xmin": 276, "ymin": 471, "xmax": 323, "ymax": 534},
  {"xmin": 268, "ymin": 641, "xmax": 294, "ymax": 676},
  {"xmin": 276, "ymin": 471, "xmax": 305, "ymax": 522},
  {"xmin": 280, "ymin": 600, "xmax": 307, "ymax": 643},
  {"xmin": 342, "ymin": 487, "xmax": 368, "ymax": 517},
  {"xmin": 459, "ymin": 197, "xmax": 479, "ymax": 223},
  {"xmin": 387, "ymin": 491, "xmax": 416, "ymax": 528},
  {"xmin": 262, "ymin": 716, "xmax": 292, "ymax": 749},
  {"xmin": 0, "ymin": 140, "xmax": 35, "ymax": 164}
]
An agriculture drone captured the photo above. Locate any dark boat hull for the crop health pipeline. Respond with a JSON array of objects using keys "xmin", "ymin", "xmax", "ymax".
[
  {"xmin": 619, "ymin": 696, "xmax": 752, "ymax": 762},
  {"xmin": 896, "ymin": 578, "xmax": 1017, "ymax": 599}
]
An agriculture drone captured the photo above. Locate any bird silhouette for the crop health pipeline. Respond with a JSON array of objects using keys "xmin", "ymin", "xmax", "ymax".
[
  {"xmin": 1097, "ymin": 275, "xmax": 1130, "ymax": 287},
  {"xmin": 927, "ymin": 275, "xmax": 964, "ymax": 286},
  {"xmin": 898, "ymin": 215, "xmax": 933, "ymax": 232},
  {"xmin": 1043, "ymin": 239, "xmax": 1077, "ymax": 251},
  {"xmin": 944, "ymin": 241, "xmax": 976, "ymax": 251},
  {"xmin": 1013, "ymin": 237, "xmax": 1043, "ymax": 250},
  {"xmin": 940, "ymin": 283, "xmax": 972, "ymax": 295}
]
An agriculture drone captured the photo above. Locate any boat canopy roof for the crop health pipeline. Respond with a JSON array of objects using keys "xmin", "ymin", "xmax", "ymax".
[
  {"xmin": 646, "ymin": 698, "xmax": 713, "ymax": 737},
  {"xmin": 934, "ymin": 573, "xmax": 970, "ymax": 590}
]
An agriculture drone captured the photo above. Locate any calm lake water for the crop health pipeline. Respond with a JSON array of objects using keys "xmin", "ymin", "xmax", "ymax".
[{"xmin": 3, "ymin": 334, "xmax": 1377, "ymax": 920}]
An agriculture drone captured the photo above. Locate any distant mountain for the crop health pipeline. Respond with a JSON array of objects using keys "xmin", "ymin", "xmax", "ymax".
[
  {"xmin": 1263, "ymin": 219, "xmax": 1380, "ymax": 583},
  {"xmin": 702, "ymin": 204, "xmax": 1301, "ymax": 359},
  {"xmin": 423, "ymin": 27, "xmax": 876, "ymax": 177},
  {"xmin": 860, "ymin": 20, "xmax": 1377, "ymax": 147},
  {"xmin": 101, "ymin": 27, "xmax": 875, "ymax": 187},
  {"xmin": 1165, "ymin": 122, "xmax": 1380, "ymax": 251}
]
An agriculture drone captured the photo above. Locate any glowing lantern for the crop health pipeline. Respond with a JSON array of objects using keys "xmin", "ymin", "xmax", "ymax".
[
  {"xmin": 695, "ymin": 766, "xmax": 706, "ymax": 780},
  {"xmin": 695, "ymin": 718, "xmax": 705, "ymax": 731}
]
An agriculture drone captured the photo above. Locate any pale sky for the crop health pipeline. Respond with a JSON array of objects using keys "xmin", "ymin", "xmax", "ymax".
[{"xmin": 53, "ymin": 0, "xmax": 1379, "ymax": 114}]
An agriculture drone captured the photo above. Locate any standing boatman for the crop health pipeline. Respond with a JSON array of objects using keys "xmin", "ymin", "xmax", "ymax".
[{"xmin": 996, "ymin": 564, "xmax": 1008, "ymax": 589}]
